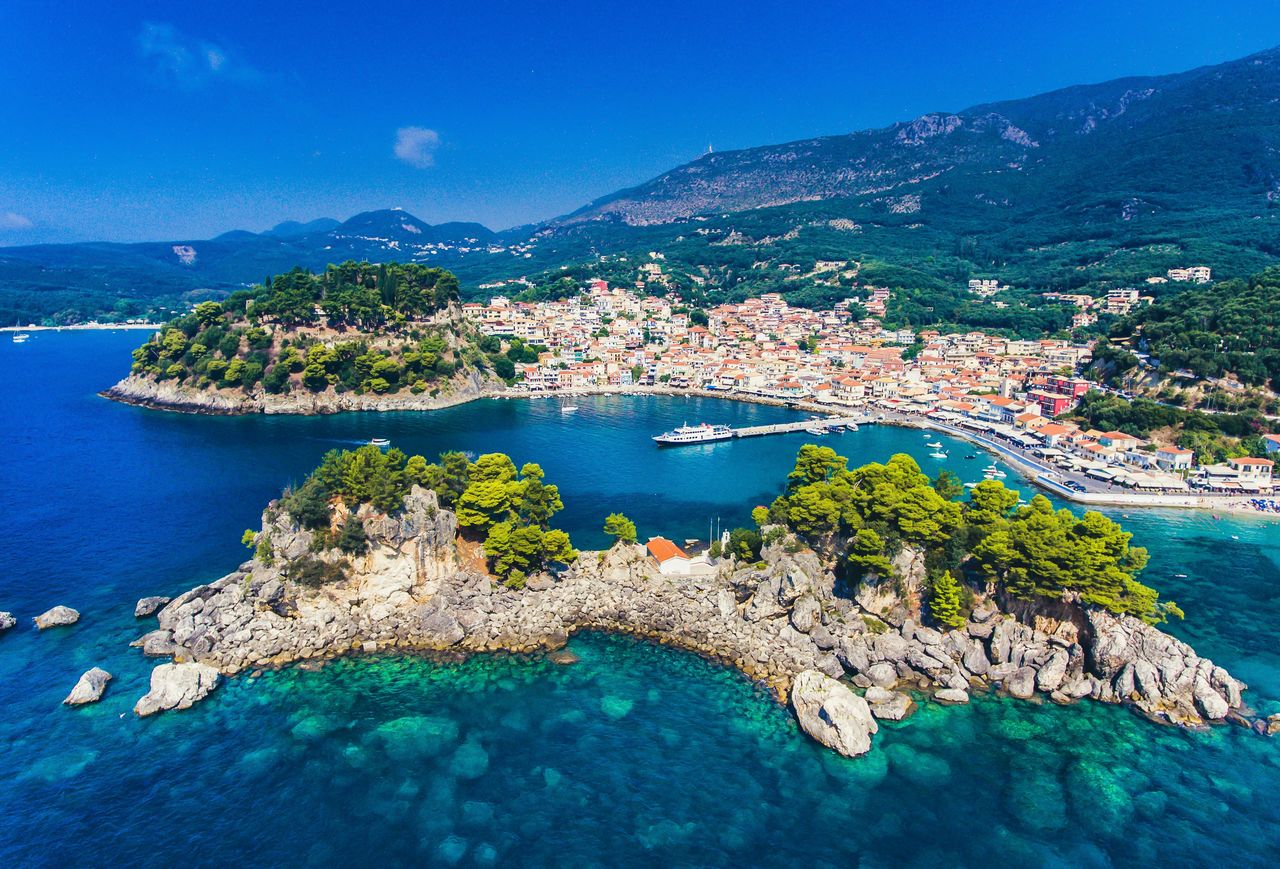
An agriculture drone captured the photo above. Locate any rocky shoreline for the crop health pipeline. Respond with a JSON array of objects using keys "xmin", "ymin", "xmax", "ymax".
[
  {"xmin": 130, "ymin": 486, "xmax": 1260, "ymax": 755},
  {"xmin": 101, "ymin": 368, "xmax": 503, "ymax": 415}
]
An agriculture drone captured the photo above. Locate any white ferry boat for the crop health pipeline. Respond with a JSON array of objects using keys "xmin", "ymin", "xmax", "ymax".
[{"xmin": 653, "ymin": 423, "xmax": 734, "ymax": 446}]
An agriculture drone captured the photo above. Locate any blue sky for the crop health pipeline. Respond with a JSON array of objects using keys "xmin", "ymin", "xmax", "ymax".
[{"xmin": 2, "ymin": 0, "xmax": 1279, "ymax": 244}]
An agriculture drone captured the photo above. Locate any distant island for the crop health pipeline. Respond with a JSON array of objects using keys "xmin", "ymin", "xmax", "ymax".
[
  {"xmin": 131, "ymin": 443, "xmax": 1258, "ymax": 755},
  {"xmin": 103, "ymin": 262, "xmax": 511, "ymax": 414}
]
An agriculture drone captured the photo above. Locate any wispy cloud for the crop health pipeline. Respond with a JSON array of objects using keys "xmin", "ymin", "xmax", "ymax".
[
  {"xmin": 0, "ymin": 212, "xmax": 33, "ymax": 230},
  {"xmin": 137, "ymin": 22, "xmax": 259, "ymax": 89},
  {"xmin": 394, "ymin": 127, "xmax": 441, "ymax": 168}
]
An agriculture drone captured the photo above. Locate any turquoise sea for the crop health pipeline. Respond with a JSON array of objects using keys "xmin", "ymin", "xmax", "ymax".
[{"xmin": 1, "ymin": 331, "xmax": 1278, "ymax": 866}]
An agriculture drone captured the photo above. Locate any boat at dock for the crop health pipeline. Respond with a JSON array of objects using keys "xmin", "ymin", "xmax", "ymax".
[{"xmin": 653, "ymin": 423, "xmax": 734, "ymax": 446}]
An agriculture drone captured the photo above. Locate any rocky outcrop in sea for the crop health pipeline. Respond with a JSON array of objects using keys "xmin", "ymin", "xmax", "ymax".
[
  {"xmin": 34, "ymin": 606, "xmax": 79, "ymax": 630},
  {"xmin": 64, "ymin": 668, "xmax": 112, "ymax": 706},
  {"xmin": 0, "ymin": 612, "xmax": 15, "ymax": 632},
  {"xmin": 102, "ymin": 367, "xmax": 501, "ymax": 416},
  {"xmin": 132, "ymin": 486, "xmax": 1253, "ymax": 756}
]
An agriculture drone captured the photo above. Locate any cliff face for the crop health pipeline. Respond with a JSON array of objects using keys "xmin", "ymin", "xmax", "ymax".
[
  {"xmin": 103, "ymin": 367, "xmax": 502, "ymax": 415},
  {"xmin": 133, "ymin": 495, "xmax": 1254, "ymax": 756}
]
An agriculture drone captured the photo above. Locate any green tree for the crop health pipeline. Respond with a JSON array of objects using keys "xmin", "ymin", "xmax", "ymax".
[
  {"xmin": 931, "ymin": 470, "xmax": 965, "ymax": 501},
  {"xmin": 928, "ymin": 570, "xmax": 965, "ymax": 629},
  {"xmin": 336, "ymin": 516, "xmax": 369, "ymax": 554},
  {"xmin": 847, "ymin": 529, "xmax": 892, "ymax": 577},
  {"xmin": 602, "ymin": 512, "xmax": 637, "ymax": 544}
]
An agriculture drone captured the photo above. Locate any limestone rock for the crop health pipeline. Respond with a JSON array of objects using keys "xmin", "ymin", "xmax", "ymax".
[
  {"xmin": 1007, "ymin": 666, "xmax": 1037, "ymax": 699},
  {"xmin": 0, "ymin": 611, "xmax": 15, "ymax": 632},
  {"xmin": 790, "ymin": 670, "xmax": 877, "ymax": 758},
  {"xmin": 135, "ymin": 596, "xmax": 171, "ymax": 618},
  {"xmin": 789, "ymin": 595, "xmax": 821, "ymax": 633},
  {"xmin": 34, "ymin": 606, "xmax": 80, "ymax": 630},
  {"xmin": 934, "ymin": 688, "xmax": 969, "ymax": 704},
  {"xmin": 866, "ymin": 662, "xmax": 899, "ymax": 688},
  {"xmin": 867, "ymin": 690, "xmax": 913, "ymax": 721},
  {"xmin": 1036, "ymin": 650, "xmax": 1068, "ymax": 692},
  {"xmin": 134, "ymin": 662, "xmax": 221, "ymax": 716},
  {"xmin": 64, "ymin": 667, "xmax": 112, "ymax": 706}
]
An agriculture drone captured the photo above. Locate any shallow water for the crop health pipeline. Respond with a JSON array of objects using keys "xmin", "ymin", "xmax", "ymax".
[{"xmin": 1, "ymin": 331, "xmax": 1278, "ymax": 866}]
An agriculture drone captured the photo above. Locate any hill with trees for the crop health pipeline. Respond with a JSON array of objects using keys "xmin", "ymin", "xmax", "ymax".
[
  {"xmin": 1108, "ymin": 266, "xmax": 1280, "ymax": 390},
  {"xmin": 276, "ymin": 445, "xmax": 578, "ymax": 589},
  {"xmin": 123, "ymin": 262, "xmax": 514, "ymax": 401},
  {"xmin": 765, "ymin": 446, "xmax": 1179, "ymax": 625}
]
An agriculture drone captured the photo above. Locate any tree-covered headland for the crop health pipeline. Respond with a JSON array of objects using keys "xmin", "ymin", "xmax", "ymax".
[
  {"xmin": 765, "ymin": 446, "xmax": 1179, "ymax": 626},
  {"xmin": 128, "ymin": 261, "xmax": 525, "ymax": 396},
  {"xmin": 271, "ymin": 445, "xmax": 578, "ymax": 589}
]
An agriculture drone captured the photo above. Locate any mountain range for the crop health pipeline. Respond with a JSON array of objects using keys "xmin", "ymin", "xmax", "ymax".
[{"xmin": 6, "ymin": 44, "xmax": 1280, "ymax": 324}]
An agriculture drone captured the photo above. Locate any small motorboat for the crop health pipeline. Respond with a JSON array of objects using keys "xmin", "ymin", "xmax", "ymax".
[
  {"xmin": 964, "ymin": 454, "xmax": 977, "ymax": 460},
  {"xmin": 845, "ymin": 423, "xmax": 859, "ymax": 432},
  {"xmin": 369, "ymin": 438, "xmax": 391, "ymax": 448},
  {"xmin": 560, "ymin": 405, "xmax": 579, "ymax": 413},
  {"xmin": 925, "ymin": 441, "xmax": 943, "ymax": 448},
  {"xmin": 930, "ymin": 450, "xmax": 947, "ymax": 459},
  {"xmin": 964, "ymin": 482, "xmax": 979, "ymax": 489}
]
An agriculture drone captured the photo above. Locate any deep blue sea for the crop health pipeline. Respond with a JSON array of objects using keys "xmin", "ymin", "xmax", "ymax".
[{"xmin": 2, "ymin": 331, "xmax": 1279, "ymax": 867}]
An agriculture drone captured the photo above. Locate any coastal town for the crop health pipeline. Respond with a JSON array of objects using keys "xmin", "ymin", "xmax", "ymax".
[{"xmin": 464, "ymin": 278, "xmax": 1276, "ymax": 505}]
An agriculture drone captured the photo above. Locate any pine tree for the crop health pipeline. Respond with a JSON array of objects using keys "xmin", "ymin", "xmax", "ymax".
[{"xmin": 928, "ymin": 570, "xmax": 965, "ymax": 629}]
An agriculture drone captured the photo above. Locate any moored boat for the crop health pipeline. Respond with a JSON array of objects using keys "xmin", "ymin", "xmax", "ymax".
[{"xmin": 653, "ymin": 423, "xmax": 734, "ymax": 446}]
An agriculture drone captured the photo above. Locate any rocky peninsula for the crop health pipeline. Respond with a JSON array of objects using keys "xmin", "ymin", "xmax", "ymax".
[
  {"xmin": 132, "ymin": 482, "xmax": 1254, "ymax": 757},
  {"xmin": 104, "ymin": 367, "xmax": 499, "ymax": 415}
]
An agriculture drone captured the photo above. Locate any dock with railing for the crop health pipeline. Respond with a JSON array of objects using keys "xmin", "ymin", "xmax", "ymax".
[{"xmin": 731, "ymin": 415, "xmax": 873, "ymax": 438}]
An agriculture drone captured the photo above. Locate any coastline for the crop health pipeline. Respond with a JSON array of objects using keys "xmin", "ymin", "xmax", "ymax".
[
  {"xmin": 102, "ymin": 376, "xmax": 1279, "ymax": 517},
  {"xmin": 130, "ymin": 485, "xmax": 1257, "ymax": 754},
  {"xmin": 4, "ymin": 323, "xmax": 162, "ymax": 332}
]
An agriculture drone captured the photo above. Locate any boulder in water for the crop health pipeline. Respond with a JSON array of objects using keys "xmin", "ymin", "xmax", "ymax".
[
  {"xmin": 935, "ymin": 688, "xmax": 969, "ymax": 704},
  {"xmin": 34, "ymin": 606, "xmax": 80, "ymax": 629},
  {"xmin": 134, "ymin": 596, "xmax": 171, "ymax": 618},
  {"xmin": 134, "ymin": 662, "xmax": 220, "ymax": 716},
  {"xmin": 1007, "ymin": 666, "xmax": 1037, "ymax": 699},
  {"xmin": 0, "ymin": 611, "xmax": 15, "ymax": 632},
  {"xmin": 790, "ymin": 669, "xmax": 877, "ymax": 758},
  {"xmin": 64, "ymin": 667, "xmax": 112, "ymax": 706}
]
